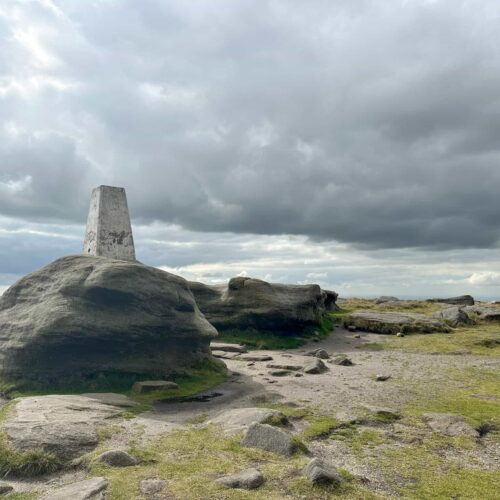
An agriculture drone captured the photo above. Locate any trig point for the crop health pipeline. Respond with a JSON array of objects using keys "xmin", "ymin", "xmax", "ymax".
[{"xmin": 83, "ymin": 185, "xmax": 136, "ymax": 261}]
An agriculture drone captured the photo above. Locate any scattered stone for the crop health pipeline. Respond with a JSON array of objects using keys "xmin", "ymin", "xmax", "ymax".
[
  {"xmin": 239, "ymin": 354, "xmax": 273, "ymax": 362},
  {"xmin": 207, "ymin": 407, "xmax": 288, "ymax": 435},
  {"xmin": 396, "ymin": 332, "xmax": 405, "ymax": 337},
  {"xmin": 269, "ymin": 370, "xmax": 291, "ymax": 377},
  {"xmin": 132, "ymin": 380, "xmax": 179, "ymax": 393},
  {"xmin": 303, "ymin": 358, "xmax": 328, "ymax": 374},
  {"xmin": 40, "ymin": 477, "xmax": 108, "ymax": 500},
  {"xmin": 434, "ymin": 306, "xmax": 473, "ymax": 327},
  {"xmin": 216, "ymin": 468, "xmax": 265, "ymax": 489},
  {"xmin": 81, "ymin": 393, "xmax": 138, "ymax": 408},
  {"xmin": 241, "ymin": 423, "xmax": 297, "ymax": 456},
  {"xmin": 212, "ymin": 350, "xmax": 240, "ymax": 360},
  {"xmin": 375, "ymin": 296, "xmax": 400, "ymax": 304},
  {"xmin": 347, "ymin": 325, "xmax": 357, "ymax": 332},
  {"xmin": 427, "ymin": 295, "xmax": 475, "ymax": 306},
  {"xmin": 140, "ymin": 479, "xmax": 167, "ymax": 496},
  {"xmin": 330, "ymin": 355, "xmax": 354, "ymax": 366},
  {"xmin": 376, "ymin": 374, "xmax": 391, "ymax": 381},
  {"xmin": 303, "ymin": 458, "xmax": 342, "ymax": 486},
  {"xmin": 0, "ymin": 483, "xmax": 13, "ymax": 495},
  {"xmin": 211, "ymin": 342, "xmax": 247, "ymax": 353},
  {"xmin": 306, "ymin": 348, "xmax": 330, "ymax": 359},
  {"xmin": 96, "ymin": 450, "xmax": 138, "ymax": 467},
  {"xmin": 267, "ymin": 363, "xmax": 302, "ymax": 371},
  {"xmin": 3, "ymin": 395, "xmax": 123, "ymax": 461},
  {"xmin": 247, "ymin": 362, "xmax": 255, "ymax": 366},
  {"xmin": 423, "ymin": 413, "xmax": 479, "ymax": 437},
  {"xmin": 354, "ymin": 334, "xmax": 361, "ymax": 338},
  {"xmin": 294, "ymin": 373, "xmax": 303, "ymax": 377},
  {"xmin": 344, "ymin": 310, "xmax": 450, "ymax": 335}
]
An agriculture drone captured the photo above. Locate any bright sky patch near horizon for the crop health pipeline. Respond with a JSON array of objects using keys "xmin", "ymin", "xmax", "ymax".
[{"xmin": 0, "ymin": 0, "xmax": 499, "ymax": 299}]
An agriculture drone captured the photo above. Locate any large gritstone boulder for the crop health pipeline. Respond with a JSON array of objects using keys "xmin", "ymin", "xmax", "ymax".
[
  {"xmin": 427, "ymin": 295, "xmax": 475, "ymax": 306},
  {"xmin": 190, "ymin": 277, "xmax": 326, "ymax": 333},
  {"xmin": 0, "ymin": 255, "xmax": 218, "ymax": 383}
]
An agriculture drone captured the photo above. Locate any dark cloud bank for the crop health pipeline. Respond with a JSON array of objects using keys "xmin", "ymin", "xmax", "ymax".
[{"xmin": 0, "ymin": 0, "xmax": 499, "ymax": 262}]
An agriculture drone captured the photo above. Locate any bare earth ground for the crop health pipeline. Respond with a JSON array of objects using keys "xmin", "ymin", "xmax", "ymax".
[{"xmin": 6, "ymin": 321, "xmax": 500, "ymax": 499}]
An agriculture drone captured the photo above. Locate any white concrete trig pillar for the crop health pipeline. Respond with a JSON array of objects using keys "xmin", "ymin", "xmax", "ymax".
[{"xmin": 83, "ymin": 185, "xmax": 136, "ymax": 261}]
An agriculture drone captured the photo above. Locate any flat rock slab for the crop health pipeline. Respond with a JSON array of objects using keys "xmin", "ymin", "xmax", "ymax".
[
  {"xmin": 423, "ymin": 413, "xmax": 479, "ymax": 437},
  {"xmin": 40, "ymin": 477, "xmax": 108, "ymax": 500},
  {"xmin": 132, "ymin": 381, "xmax": 179, "ymax": 393},
  {"xmin": 211, "ymin": 350, "xmax": 241, "ymax": 360},
  {"xmin": 463, "ymin": 305, "xmax": 500, "ymax": 321},
  {"xmin": 211, "ymin": 342, "xmax": 247, "ymax": 353},
  {"xmin": 266, "ymin": 363, "xmax": 302, "ymax": 371},
  {"xmin": 81, "ymin": 393, "xmax": 138, "ymax": 408},
  {"xmin": 344, "ymin": 310, "xmax": 451, "ymax": 334},
  {"xmin": 3, "ymin": 395, "xmax": 123, "ymax": 461},
  {"xmin": 239, "ymin": 354, "xmax": 273, "ymax": 362},
  {"xmin": 216, "ymin": 468, "xmax": 264, "ymax": 489},
  {"xmin": 241, "ymin": 423, "xmax": 297, "ymax": 456},
  {"xmin": 207, "ymin": 407, "xmax": 287, "ymax": 435},
  {"xmin": 427, "ymin": 295, "xmax": 475, "ymax": 306}
]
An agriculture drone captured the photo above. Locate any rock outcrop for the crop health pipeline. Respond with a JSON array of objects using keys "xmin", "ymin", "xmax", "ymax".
[
  {"xmin": 190, "ymin": 277, "xmax": 327, "ymax": 333},
  {"xmin": 463, "ymin": 305, "xmax": 500, "ymax": 322},
  {"xmin": 434, "ymin": 306, "xmax": 473, "ymax": 326},
  {"xmin": 343, "ymin": 310, "xmax": 451, "ymax": 334},
  {"xmin": 427, "ymin": 295, "xmax": 475, "ymax": 306},
  {"xmin": 0, "ymin": 255, "xmax": 218, "ymax": 383}
]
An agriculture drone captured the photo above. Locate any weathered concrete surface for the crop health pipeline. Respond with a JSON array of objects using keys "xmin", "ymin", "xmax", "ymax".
[
  {"xmin": 190, "ymin": 277, "xmax": 326, "ymax": 333},
  {"xmin": 0, "ymin": 255, "xmax": 219, "ymax": 382},
  {"xmin": 83, "ymin": 185, "xmax": 136, "ymax": 261}
]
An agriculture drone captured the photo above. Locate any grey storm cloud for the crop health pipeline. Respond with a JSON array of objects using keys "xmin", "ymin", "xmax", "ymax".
[{"xmin": 1, "ymin": 0, "xmax": 500, "ymax": 249}]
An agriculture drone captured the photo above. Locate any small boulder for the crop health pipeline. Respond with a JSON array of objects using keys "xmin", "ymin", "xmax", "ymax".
[
  {"xmin": 376, "ymin": 374, "xmax": 391, "ymax": 382},
  {"xmin": 303, "ymin": 458, "xmax": 342, "ymax": 486},
  {"xmin": 96, "ymin": 450, "xmax": 138, "ymax": 467},
  {"xmin": 132, "ymin": 381, "xmax": 179, "ymax": 393},
  {"xmin": 303, "ymin": 358, "xmax": 328, "ymax": 374},
  {"xmin": 211, "ymin": 350, "xmax": 240, "ymax": 360},
  {"xmin": 40, "ymin": 477, "xmax": 108, "ymax": 500},
  {"xmin": 396, "ymin": 332, "xmax": 405, "ymax": 337},
  {"xmin": 270, "ymin": 369, "xmax": 291, "ymax": 377},
  {"xmin": 216, "ymin": 468, "xmax": 264, "ymax": 489},
  {"xmin": 307, "ymin": 348, "xmax": 330, "ymax": 359},
  {"xmin": 423, "ymin": 413, "xmax": 479, "ymax": 437},
  {"xmin": 330, "ymin": 355, "xmax": 354, "ymax": 366},
  {"xmin": 0, "ymin": 483, "xmax": 13, "ymax": 495},
  {"xmin": 140, "ymin": 479, "xmax": 167, "ymax": 496},
  {"xmin": 241, "ymin": 423, "xmax": 297, "ymax": 456}
]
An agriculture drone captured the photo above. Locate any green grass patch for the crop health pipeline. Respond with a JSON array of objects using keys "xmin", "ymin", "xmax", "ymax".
[
  {"xmin": 301, "ymin": 414, "xmax": 340, "ymax": 440},
  {"xmin": 217, "ymin": 314, "xmax": 335, "ymax": 350},
  {"xmin": 255, "ymin": 402, "xmax": 312, "ymax": 420},
  {"xmin": 357, "ymin": 323, "xmax": 500, "ymax": 357},
  {"xmin": 90, "ymin": 425, "xmax": 375, "ymax": 500},
  {"xmin": 3, "ymin": 358, "xmax": 228, "ymax": 416},
  {"xmin": 403, "ymin": 367, "xmax": 500, "ymax": 427},
  {"xmin": 380, "ymin": 434, "xmax": 500, "ymax": 499}
]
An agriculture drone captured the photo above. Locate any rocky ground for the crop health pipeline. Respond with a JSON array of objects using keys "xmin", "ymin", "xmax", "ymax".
[{"xmin": 0, "ymin": 299, "xmax": 499, "ymax": 499}]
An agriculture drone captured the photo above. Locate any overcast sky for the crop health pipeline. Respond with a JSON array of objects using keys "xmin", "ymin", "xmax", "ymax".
[{"xmin": 1, "ymin": 0, "xmax": 499, "ymax": 299}]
